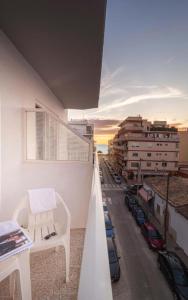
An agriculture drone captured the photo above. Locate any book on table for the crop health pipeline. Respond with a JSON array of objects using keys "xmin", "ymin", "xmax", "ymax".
[{"xmin": 0, "ymin": 220, "xmax": 32, "ymax": 261}]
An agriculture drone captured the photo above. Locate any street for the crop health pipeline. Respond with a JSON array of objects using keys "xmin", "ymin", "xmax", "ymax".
[{"xmin": 100, "ymin": 157, "xmax": 173, "ymax": 300}]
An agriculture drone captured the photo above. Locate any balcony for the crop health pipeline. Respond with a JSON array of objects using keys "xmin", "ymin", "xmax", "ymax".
[
  {"xmin": 125, "ymin": 134, "xmax": 179, "ymax": 142},
  {"xmin": 0, "ymin": 154, "xmax": 112, "ymax": 300},
  {"xmin": 113, "ymin": 144, "xmax": 127, "ymax": 151},
  {"xmin": 0, "ymin": 229, "xmax": 85, "ymax": 299}
]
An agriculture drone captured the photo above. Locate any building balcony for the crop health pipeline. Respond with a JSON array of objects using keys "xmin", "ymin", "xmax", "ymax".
[
  {"xmin": 113, "ymin": 144, "xmax": 127, "ymax": 151},
  {"xmin": 125, "ymin": 134, "xmax": 179, "ymax": 142},
  {"xmin": 0, "ymin": 154, "xmax": 112, "ymax": 300}
]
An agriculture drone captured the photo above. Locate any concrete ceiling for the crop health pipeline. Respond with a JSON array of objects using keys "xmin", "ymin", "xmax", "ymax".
[{"xmin": 0, "ymin": 0, "xmax": 106, "ymax": 109}]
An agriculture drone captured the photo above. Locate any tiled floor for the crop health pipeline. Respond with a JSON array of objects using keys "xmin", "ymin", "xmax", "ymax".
[{"xmin": 0, "ymin": 229, "xmax": 85, "ymax": 300}]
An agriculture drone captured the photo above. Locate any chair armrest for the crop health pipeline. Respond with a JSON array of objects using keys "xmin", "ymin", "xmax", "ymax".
[{"xmin": 12, "ymin": 196, "xmax": 27, "ymax": 223}]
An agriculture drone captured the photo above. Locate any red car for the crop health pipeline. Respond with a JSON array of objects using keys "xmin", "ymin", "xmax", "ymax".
[{"xmin": 141, "ymin": 222, "xmax": 165, "ymax": 250}]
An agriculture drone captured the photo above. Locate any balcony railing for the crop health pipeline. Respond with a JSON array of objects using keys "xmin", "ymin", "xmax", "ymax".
[
  {"xmin": 25, "ymin": 110, "xmax": 91, "ymax": 162},
  {"xmin": 125, "ymin": 134, "xmax": 179, "ymax": 142},
  {"xmin": 78, "ymin": 154, "xmax": 113, "ymax": 300}
]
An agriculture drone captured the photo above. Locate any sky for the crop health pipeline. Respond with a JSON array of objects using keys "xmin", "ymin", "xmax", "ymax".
[{"xmin": 69, "ymin": 0, "xmax": 188, "ymax": 144}]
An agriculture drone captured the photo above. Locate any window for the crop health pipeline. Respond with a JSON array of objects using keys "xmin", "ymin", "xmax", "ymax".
[
  {"xmin": 132, "ymin": 143, "xmax": 139, "ymax": 148},
  {"xmin": 175, "ymin": 162, "xmax": 178, "ymax": 167},
  {"xmin": 133, "ymin": 152, "xmax": 138, "ymax": 157},
  {"xmin": 147, "ymin": 153, "xmax": 151, "ymax": 157},
  {"xmin": 176, "ymin": 143, "xmax": 179, "ymax": 149},
  {"xmin": 162, "ymin": 162, "xmax": 167, "ymax": 167},
  {"xmin": 26, "ymin": 110, "xmax": 90, "ymax": 161},
  {"xmin": 147, "ymin": 162, "xmax": 151, "ymax": 167},
  {"xmin": 131, "ymin": 162, "xmax": 139, "ymax": 168}
]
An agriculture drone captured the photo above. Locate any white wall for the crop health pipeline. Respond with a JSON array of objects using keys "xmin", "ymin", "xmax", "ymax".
[
  {"xmin": 169, "ymin": 207, "xmax": 188, "ymax": 256},
  {"xmin": 153, "ymin": 191, "xmax": 188, "ymax": 256},
  {"xmin": 0, "ymin": 31, "xmax": 92, "ymax": 228},
  {"xmin": 78, "ymin": 156, "xmax": 113, "ymax": 300}
]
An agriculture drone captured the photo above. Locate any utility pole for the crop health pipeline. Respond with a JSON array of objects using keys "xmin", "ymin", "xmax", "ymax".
[{"xmin": 164, "ymin": 172, "xmax": 170, "ymax": 244}]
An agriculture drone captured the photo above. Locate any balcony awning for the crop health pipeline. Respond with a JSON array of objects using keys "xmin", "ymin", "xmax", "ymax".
[
  {"xmin": 0, "ymin": 0, "xmax": 106, "ymax": 109},
  {"xmin": 138, "ymin": 188, "xmax": 152, "ymax": 202}
]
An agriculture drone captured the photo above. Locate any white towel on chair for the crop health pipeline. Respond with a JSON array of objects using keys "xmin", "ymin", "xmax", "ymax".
[{"xmin": 28, "ymin": 188, "xmax": 57, "ymax": 214}]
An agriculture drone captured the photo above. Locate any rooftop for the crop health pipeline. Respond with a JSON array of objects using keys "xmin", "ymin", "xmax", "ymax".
[
  {"xmin": 176, "ymin": 205, "xmax": 188, "ymax": 220},
  {"xmin": 146, "ymin": 176, "xmax": 188, "ymax": 207}
]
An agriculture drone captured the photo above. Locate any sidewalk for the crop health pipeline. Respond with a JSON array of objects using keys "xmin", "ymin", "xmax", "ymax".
[{"xmin": 147, "ymin": 211, "xmax": 188, "ymax": 267}]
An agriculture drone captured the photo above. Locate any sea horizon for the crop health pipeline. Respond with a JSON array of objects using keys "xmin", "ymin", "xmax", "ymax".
[{"xmin": 96, "ymin": 143, "xmax": 108, "ymax": 154}]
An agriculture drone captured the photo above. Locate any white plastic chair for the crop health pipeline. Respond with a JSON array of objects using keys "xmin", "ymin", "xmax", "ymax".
[
  {"xmin": 13, "ymin": 190, "xmax": 71, "ymax": 283},
  {"xmin": 0, "ymin": 250, "xmax": 32, "ymax": 300}
]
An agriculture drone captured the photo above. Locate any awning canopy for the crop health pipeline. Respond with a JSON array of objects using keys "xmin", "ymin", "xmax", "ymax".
[{"xmin": 138, "ymin": 188, "xmax": 153, "ymax": 202}]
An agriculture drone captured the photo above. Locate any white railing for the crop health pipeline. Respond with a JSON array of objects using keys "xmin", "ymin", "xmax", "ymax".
[
  {"xmin": 25, "ymin": 110, "xmax": 90, "ymax": 161},
  {"xmin": 78, "ymin": 154, "xmax": 113, "ymax": 300}
]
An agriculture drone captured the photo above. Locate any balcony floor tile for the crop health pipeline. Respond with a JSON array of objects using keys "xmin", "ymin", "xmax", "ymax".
[{"xmin": 0, "ymin": 229, "xmax": 85, "ymax": 300}]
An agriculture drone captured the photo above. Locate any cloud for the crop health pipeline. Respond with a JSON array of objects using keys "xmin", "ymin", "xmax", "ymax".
[
  {"xmin": 165, "ymin": 56, "xmax": 176, "ymax": 65},
  {"xmin": 169, "ymin": 122, "xmax": 183, "ymax": 127},
  {"xmin": 100, "ymin": 65, "xmax": 126, "ymax": 98},
  {"xmin": 128, "ymin": 85, "xmax": 158, "ymax": 89},
  {"xmin": 96, "ymin": 86, "xmax": 184, "ymax": 114},
  {"xmin": 88, "ymin": 118, "xmax": 120, "ymax": 135}
]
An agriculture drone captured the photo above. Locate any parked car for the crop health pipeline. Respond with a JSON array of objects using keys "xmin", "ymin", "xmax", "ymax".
[
  {"xmin": 131, "ymin": 202, "xmax": 142, "ymax": 216},
  {"xmin": 141, "ymin": 222, "xmax": 165, "ymax": 250},
  {"xmin": 107, "ymin": 237, "xmax": 120, "ymax": 282},
  {"xmin": 100, "ymin": 175, "xmax": 104, "ymax": 184},
  {"xmin": 104, "ymin": 213, "xmax": 115, "ymax": 238},
  {"xmin": 131, "ymin": 204, "xmax": 142, "ymax": 217},
  {"xmin": 126, "ymin": 184, "xmax": 143, "ymax": 195},
  {"xmin": 133, "ymin": 209, "xmax": 148, "ymax": 226},
  {"xmin": 103, "ymin": 201, "xmax": 108, "ymax": 212},
  {"xmin": 158, "ymin": 251, "xmax": 188, "ymax": 300},
  {"xmin": 114, "ymin": 175, "xmax": 121, "ymax": 184},
  {"xmin": 128, "ymin": 197, "xmax": 139, "ymax": 212},
  {"xmin": 124, "ymin": 193, "xmax": 135, "ymax": 206}
]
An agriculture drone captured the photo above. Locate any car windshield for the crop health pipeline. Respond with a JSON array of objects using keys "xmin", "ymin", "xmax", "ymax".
[
  {"xmin": 173, "ymin": 269, "xmax": 188, "ymax": 286},
  {"xmin": 109, "ymin": 250, "xmax": 118, "ymax": 264},
  {"xmin": 130, "ymin": 199, "xmax": 137, "ymax": 204},
  {"xmin": 149, "ymin": 230, "xmax": 161, "ymax": 239},
  {"xmin": 137, "ymin": 211, "xmax": 144, "ymax": 217},
  {"xmin": 103, "ymin": 205, "xmax": 108, "ymax": 211}
]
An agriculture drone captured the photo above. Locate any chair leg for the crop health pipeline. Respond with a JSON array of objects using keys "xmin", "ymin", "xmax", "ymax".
[
  {"xmin": 65, "ymin": 240, "xmax": 70, "ymax": 283},
  {"xmin": 18, "ymin": 251, "xmax": 32, "ymax": 300},
  {"xmin": 9, "ymin": 272, "xmax": 16, "ymax": 299}
]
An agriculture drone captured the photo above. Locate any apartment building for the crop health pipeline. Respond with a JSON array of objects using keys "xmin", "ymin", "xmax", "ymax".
[
  {"xmin": 112, "ymin": 116, "xmax": 179, "ymax": 179},
  {"xmin": 0, "ymin": 2, "xmax": 112, "ymax": 300},
  {"xmin": 68, "ymin": 119, "xmax": 94, "ymax": 141},
  {"xmin": 179, "ymin": 129, "xmax": 188, "ymax": 163}
]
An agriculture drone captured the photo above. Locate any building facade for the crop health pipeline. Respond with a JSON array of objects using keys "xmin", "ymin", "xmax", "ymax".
[
  {"xmin": 68, "ymin": 119, "xmax": 94, "ymax": 141},
  {"xmin": 179, "ymin": 129, "xmax": 188, "ymax": 163},
  {"xmin": 112, "ymin": 116, "xmax": 179, "ymax": 179}
]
